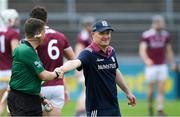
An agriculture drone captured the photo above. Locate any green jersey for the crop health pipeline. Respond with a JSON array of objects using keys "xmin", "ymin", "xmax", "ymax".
[{"xmin": 10, "ymin": 41, "xmax": 44, "ymax": 95}]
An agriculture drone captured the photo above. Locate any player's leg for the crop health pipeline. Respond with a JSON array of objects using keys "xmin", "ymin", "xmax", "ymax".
[
  {"xmin": 156, "ymin": 64, "xmax": 168, "ymax": 116},
  {"xmin": 157, "ymin": 80, "xmax": 166, "ymax": 116},
  {"xmin": 75, "ymin": 73, "xmax": 86, "ymax": 117},
  {"xmin": 0, "ymin": 71, "xmax": 10, "ymax": 115},
  {"xmin": 41, "ymin": 85, "xmax": 64, "ymax": 116},
  {"xmin": 145, "ymin": 65, "xmax": 156, "ymax": 116},
  {"xmin": 0, "ymin": 88, "xmax": 7, "ymax": 115},
  {"xmin": 75, "ymin": 86, "xmax": 86, "ymax": 116},
  {"xmin": 147, "ymin": 81, "xmax": 155, "ymax": 116},
  {"xmin": 47, "ymin": 85, "xmax": 64, "ymax": 116},
  {"xmin": 46, "ymin": 107, "xmax": 62, "ymax": 116}
]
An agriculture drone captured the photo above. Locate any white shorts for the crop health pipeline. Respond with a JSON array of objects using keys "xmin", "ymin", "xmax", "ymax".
[
  {"xmin": 41, "ymin": 85, "xmax": 64, "ymax": 109},
  {"xmin": 0, "ymin": 70, "xmax": 11, "ymax": 89},
  {"xmin": 145, "ymin": 64, "xmax": 168, "ymax": 82}
]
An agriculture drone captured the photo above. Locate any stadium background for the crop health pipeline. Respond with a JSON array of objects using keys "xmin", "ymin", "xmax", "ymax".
[{"xmin": 1, "ymin": 0, "xmax": 180, "ymax": 116}]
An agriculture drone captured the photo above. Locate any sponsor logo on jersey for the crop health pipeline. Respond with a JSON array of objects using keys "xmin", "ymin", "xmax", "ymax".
[
  {"xmin": 34, "ymin": 61, "xmax": 42, "ymax": 68},
  {"xmin": 98, "ymin": 63, "xmax": 116, "ymax": 70},
  {"xmin": 96, "ymin": 58, "xmax": 104, "ymax": 62}
]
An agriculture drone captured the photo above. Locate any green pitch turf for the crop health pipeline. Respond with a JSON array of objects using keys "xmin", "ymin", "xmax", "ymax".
[
  {"xmin": 62, "ymin": 100, "xmax": 180, "ymax": 116},
  {"xmin": 2, "ymin": 99, "xmax": 180, "ymax": 116}
]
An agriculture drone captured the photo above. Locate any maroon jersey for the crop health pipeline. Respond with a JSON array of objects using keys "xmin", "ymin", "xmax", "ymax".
[
  {"xmin": 37, "ymin": 26, "xmax": 70, "ymax": 86},
  {"xmin": 76, "ymin": 29, "xmax": 92, "ymax": 47},
  {"xmin": 141, "ymin": 29, "xmax": 170, "ymax": 65},
  {"xmin": 0, "ymin": 27, "xmax": 20, "ymax": 70}
]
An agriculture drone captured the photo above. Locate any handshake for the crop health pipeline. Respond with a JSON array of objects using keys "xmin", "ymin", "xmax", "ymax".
[{"xmin": 54, "ymin": 67, "xmax": 64, "ymax": 79}]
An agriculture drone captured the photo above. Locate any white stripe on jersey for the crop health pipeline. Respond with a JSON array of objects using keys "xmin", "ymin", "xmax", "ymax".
[{"xmin": 91, "ymin": 110, "xmax": 97, "ymax": 117}]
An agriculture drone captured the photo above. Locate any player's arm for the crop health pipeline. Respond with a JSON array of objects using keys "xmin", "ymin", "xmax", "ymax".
[
  {"xmin": 74, "ymin": 43, "xmax": 86, "ymax": 76},
  {"xmin": 1, "ymin": 39, "xmax": 19, "ymax": 82},
  {"xmin": 38, "ymin": 70, "xmax": 60, "ymax": 81},
  {"xmin": 59, "ymin": 49, "xmax": 89, "ymax": 74},
  {"xmin": 56, "ymin": 59, "xmax": 82, "ymax": 74},
  {"xmin": 115, "ymin": 69, "xmax": 136, "ymax": 106},
  {"xmin": 63, "ymin": 47, "xmax": 75, "ymax": 103},
  {"xmin": 115, "ymin": 69, "xmax": 131, "ymax": 95},
  {"xmin": 64, "ymin": 47, "xmax": 75, "ymax": 60},
  {"xmin": 64, "ymin": 79, "xmax": 70, "ymax": 103},
  {"xmin": 139, "ymin": 42, "xmax": 153, "ymax": 66},
  {"xmin": 63, "ymin": 46, "xmax": 75, "ymax": 103},
  {"xmin": 0, "ymin": 77, "xmax": 10, "ymax": 82},
  {"xmin": 166, "ymin": 43, "xmax": 176, "ymax": 70},
  {"xmin": 75, "ymin": 43, "xmax": 85, "ymax": 57},
  {"xmin": 11, "ymin": 39, "xmax": 19, "ymax": 52}
]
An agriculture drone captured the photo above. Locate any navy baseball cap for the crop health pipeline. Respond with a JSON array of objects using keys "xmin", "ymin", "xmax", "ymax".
[{"xmin": 92, "ymin": 20, "xmax": 114, "ymax": 32}]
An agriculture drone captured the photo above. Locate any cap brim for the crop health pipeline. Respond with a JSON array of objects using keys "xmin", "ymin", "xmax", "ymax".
[{"xmin": 97, "ymin": 27, "xmax": 114, "ymax": 32}]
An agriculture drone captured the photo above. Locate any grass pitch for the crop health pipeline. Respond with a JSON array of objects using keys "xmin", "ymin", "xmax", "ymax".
[
  {"xmin": 62, "ymin": 99, "xmax": 180, "ymax": 116},
  {"xmin": 2, "ymin": 99, "xmax": 180, "ymax": 116}
]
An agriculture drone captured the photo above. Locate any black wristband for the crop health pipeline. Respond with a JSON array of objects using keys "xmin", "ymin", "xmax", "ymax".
[{"xmin": 55, "ymin": 71, "xmax": 59, "ymax": 79}]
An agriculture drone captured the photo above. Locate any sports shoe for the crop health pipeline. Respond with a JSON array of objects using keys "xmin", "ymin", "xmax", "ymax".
[
  {"xmin": 148, "ymin": 107, "xmax": 154, "ymax": 116},
  {"xmin": 157, "ymin": 110, "xmax": 166, "ymax": 117}
]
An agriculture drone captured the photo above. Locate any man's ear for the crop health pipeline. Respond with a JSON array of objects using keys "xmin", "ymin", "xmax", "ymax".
[{"xmin": 34, "ymin": 32, "xmax": 42, "ymax": 38}]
